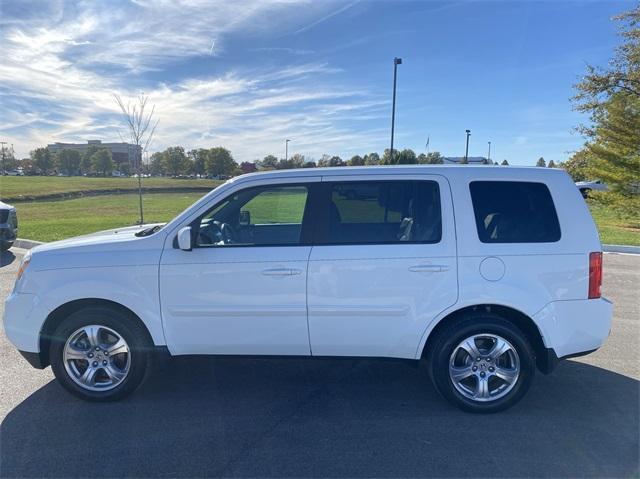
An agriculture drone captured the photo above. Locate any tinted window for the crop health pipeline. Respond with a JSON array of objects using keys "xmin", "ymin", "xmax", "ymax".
[
  {"xmin": 470, "ymin": 181, "xmax": 561, "ymax": 243},
  {"xmin": 195, "ymin": 185, "xmax": 309, "ymax": 247},
  {"xmin": 323, "ymin": 181, "xmax": 441, "ymax": 244}
]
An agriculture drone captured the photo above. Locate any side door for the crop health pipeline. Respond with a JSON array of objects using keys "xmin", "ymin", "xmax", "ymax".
[
  {"xmin": 160, "ymin": 179, "xmax": 319, "ymax": 356},
  {"xmin": 307, "ymin": 175, "xmax": 458, "ymax": 359}
]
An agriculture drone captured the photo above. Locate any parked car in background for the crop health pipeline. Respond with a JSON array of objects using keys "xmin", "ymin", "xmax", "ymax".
[
  {"xmin": 0, "ymin": 201, "xmax": 18, "ymax": 251},
  {"xmin": 576, "ymin": 179, "xmax": 608, "ymax": 197},
  {"xmin": 3, "ymin": 166, "xmax": 612, "ymax": 413}
]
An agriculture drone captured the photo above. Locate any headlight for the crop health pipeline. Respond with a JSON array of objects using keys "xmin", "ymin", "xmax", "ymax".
[{"xmin": 16, "ymin": 251, "xmax": 31, "ymax": 283}]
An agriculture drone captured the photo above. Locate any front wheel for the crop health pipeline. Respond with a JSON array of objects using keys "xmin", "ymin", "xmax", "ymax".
[
  {"xmin": 428, "ymin": 316, "xmax": 536, "ymax": 413},
  {"xmin": 49, "ymin": 307, "xmax": 152, "ymax": 401}
]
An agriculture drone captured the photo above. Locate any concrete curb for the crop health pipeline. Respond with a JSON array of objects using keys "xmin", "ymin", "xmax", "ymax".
[
  {"xmin": 13, "ymin": 238, "xmax": 44, "ymax": 250},
  {"xmin": 603, "ymin": 244, "xmax": 640, "ymax": 254},
  {"xmin": 11, "ymin": 238, "xmax": 640, "ymax": 254}
]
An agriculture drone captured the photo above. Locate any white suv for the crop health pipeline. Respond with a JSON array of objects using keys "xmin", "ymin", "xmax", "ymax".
[{"xmin": 3, "ymin": 166, "xmax": 612, "ymax": 412}]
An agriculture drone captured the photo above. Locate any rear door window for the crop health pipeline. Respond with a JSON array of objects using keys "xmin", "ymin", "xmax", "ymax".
[
  {"xmin": 320, "ymin": 180, "xmax": 442, "ymax": 245},
  {"xmin": 469, "ymin": 181, "xmax": 561, "ymax": 243}
]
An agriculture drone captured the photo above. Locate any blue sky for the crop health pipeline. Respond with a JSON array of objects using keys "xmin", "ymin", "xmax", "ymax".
[{"xmin": 0, "ymin": 0, "xmax": 633, "ymax": 165}]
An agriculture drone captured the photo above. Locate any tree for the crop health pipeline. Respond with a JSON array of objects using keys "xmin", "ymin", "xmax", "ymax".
[
  {"xmin": 205, "ymin": 147, "xmax": 236, "ymax": 176},
  {"xmin": 536, "ymin": 157, "xmax": 546, "ymax": 167},
  {"xmin": 317, "ymin": 154, "xmax": 331, "ymax": 167},
  {"xmin": 364, "ymin": 152, "xmax": 380, "ymax": 165},
  {"xmin": 164, "ymin": 146, "xmax": 188, "ymax": 176},
  {"xmin": 583, "ymin": 91, "xmax": 640, "ymax": 212},
  {"xmin": 58, "ymin": 149, "xmax": 81, "ymax": 175},
  {"xmin": 302, "ymin": 160, "xmax": 317, "ymax": 168},
  {"xmin": 572, "ymin": 5, "xmax": 640, "ymax": 217},
  {"xmin": 31, "ymin": 147, "xmax": 54, "ymax": 175},
  {"xmin": 501, "ymin": 159, "xmax": 509, "ymax": 166},
  {"xmin": 547, "ymin": 159, "xmax": 556, "ymax": 168},
  {"xmin": 114, "ymin": 93, "xmax": 159, "ymax": 223},
  {"xmin": 328, "ymin": 156, "xmax": 345, "ymax": 167},
  {"xmin": 560, "ymin": 150, "xmax": 589, "ymax": 181},
  {"xmin": 396, "ymin": 149, "xmax": 417, "ymax": 164},
  {"xmin": 348, "ymin": 155, "xmax": 364, "ymax": 166},
  {"xmin": 91, "ymin": 149, "xmax": 114, "ymax": 176},
  {"xmin": 572, "ymin": 6, "xmax": 640, "ymax": 138},
  {"xmin": 150, "ymin": 152, "xmax": 166, "ymax": 176},
  {"xmin": 261, "ymin": 155, "xmax": 278, "ymax": 169},
  {"xmin": 419, "ymin": 151, "xmax": 444, "ymax": 164},
  {"xmin": 381, "ymin": 148, "xmax": 396, "ymax": 164},
  {"xmin": 188, "ymin": 149, "xmax": 207, "ymax": 176},
  {"xmin": 289, "ymin": 153, "xmax": 305, "ymax": 168}
]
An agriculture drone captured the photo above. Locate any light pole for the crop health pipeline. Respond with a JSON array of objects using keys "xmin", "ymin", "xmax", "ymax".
[
  {"xmin": 487, "ymin": 141, "xmax": 491, "ymax": 164},
  {"xmin": 390, "ymin": 57, "xmax": 402, "ymax": 163},
  {"xmin": 285, "ymin": 139, "xmax": 291, "ymax": 162},
  {"xmin": 464, "ymin": 130, "xmax": 471, "ymax": 163}
]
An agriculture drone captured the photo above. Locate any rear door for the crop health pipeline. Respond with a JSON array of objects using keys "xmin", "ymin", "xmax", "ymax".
[{"xmin": 307, "ymin": 174, "xmax": 458, "ymax": 359}]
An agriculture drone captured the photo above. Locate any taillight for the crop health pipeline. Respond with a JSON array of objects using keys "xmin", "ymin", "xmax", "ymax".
[{"xmin": 588, "ymin": 252, "xmax": 602, "ymax": 299}]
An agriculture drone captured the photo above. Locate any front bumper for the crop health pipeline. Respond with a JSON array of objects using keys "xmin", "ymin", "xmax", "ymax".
[
  {"xmin": 534, "ymin": 297, "xmax": 613, "ymax": 359},
  {"xmin": 3, "ymin": 292, "xmax": 44, "ymax": 353}
]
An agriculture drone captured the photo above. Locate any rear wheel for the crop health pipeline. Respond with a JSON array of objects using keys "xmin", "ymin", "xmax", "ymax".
[
  {"xmin": 49, "ymin": 306, "xmax": 152, "ymax": 401},
  {"xmin": 428, "ymin": 315, "xmax": 535, "ymax": 413}
]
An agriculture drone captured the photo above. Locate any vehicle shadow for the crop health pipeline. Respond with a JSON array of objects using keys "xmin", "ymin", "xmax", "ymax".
[
  {"xmin": 1, "ymin": 358, "xmax": 638, "ymax": 478},
  {"xmin": 0, "ymin": 250, "xmax": 16, "ymax": 268}
]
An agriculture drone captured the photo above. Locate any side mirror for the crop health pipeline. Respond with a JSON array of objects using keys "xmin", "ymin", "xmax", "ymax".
[
  {"xmin": 177, "ymin": 226, "xmax": 192, "ymax": 251},
  {"xmin": 239, "ymin": 210, "xmax": 251, "ymax": 226}
]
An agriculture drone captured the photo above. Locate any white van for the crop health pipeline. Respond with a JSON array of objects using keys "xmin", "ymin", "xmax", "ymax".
[{"xmin": 3, "ymin": 166, "xmax": 612, "ymax": 412}]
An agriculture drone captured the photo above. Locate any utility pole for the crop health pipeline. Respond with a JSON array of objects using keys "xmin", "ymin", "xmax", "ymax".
[
  {"xmin": 285, "ymin": 139, "xmax": 291, "ymax": 162},
  {"xmin": 464, "ymin": 130, "xmax": 471, "ymax": 163},
  {"xmin": 390, "ymin": 57, "xmax": 402, "ymax": 163},
  {"xmin": 487, "ymin": 141, "xmax": 491, "ymax": 164}
]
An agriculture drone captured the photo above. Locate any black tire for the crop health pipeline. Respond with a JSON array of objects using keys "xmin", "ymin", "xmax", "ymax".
[
  {"xmin": 49, "ymin": 306, "xmax": 153, "ymax": 401},
  {"xmin": 428, "ymin": 314, "xmax": 536, "ymax": 413},
  {"xmin": 0, "ymin": 241, "xmax": 11, "ymax": 251}
]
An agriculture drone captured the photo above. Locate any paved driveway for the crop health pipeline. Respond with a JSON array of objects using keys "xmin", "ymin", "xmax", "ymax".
[{"xmin": 1, "ymin": 248, "xmax": 638, "ymax": 478}]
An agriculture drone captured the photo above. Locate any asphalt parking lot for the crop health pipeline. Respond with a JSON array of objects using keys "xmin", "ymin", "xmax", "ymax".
[{"xmin": 0, "ymin": 248, "xmax": 638, "ymax": 478}]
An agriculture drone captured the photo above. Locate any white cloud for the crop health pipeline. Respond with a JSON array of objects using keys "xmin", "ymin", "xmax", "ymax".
[{"xmin": 0, "ymin": 0, "xmax": 387, "ymax": 161}]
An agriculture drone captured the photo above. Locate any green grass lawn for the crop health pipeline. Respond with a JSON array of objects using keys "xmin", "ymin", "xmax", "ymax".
[
  {"xmin": 0, "ymin": 176, "xmax": 221, "ymax": 201},
  {"xmin": 17, "ymin": 193, "xmax": 207, "ymax": 242},
  {"xmin": 589, "ymin": 203, "xmax": 640, "ymax": 246}
]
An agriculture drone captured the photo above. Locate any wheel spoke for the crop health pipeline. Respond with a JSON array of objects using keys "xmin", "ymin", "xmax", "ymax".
[
  {"xmin": 493, "ymin": 366, "xmax": 518, "ymax": 385},
  {"xmin": 460, "ymin": 338, "xmax": 481, "ymax": 359},
  {"xmin": 65, "ymin": 345, "xmax": 87, "ymax": 362},
  {"xmin": 103, "ymin": 364, "xmax": 126, "ymax": 383},
  {"xmin": 476, "ymin": 378, "xmax": 490, "ymax": 399},
  {"xmin": 107, "ymin": 338, "xmax": 128, "ymax": 356},
  {"xmin": 450, "ymin": 365, "xmax": 475, "ymax": 383},
  {"xmin": 83, "ymin": 326, "xmax": 101, "ymax": 348},
  {"xmin": 489, "ymin": 337, "xmax": 511, "ymax": 360},
  {"xmin": 78, "ymin": 366, "xmax": 98, "ymax": 387}
]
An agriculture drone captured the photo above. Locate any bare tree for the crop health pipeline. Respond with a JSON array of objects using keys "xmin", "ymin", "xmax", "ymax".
[{"xmin": 114, "ymin": 93, "xmax": 159, "ymax": 224}]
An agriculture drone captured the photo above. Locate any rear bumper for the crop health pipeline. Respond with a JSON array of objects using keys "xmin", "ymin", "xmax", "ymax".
[{"xmin": 534, "ymin": 297, "xmax": 613, "ymax": 359}]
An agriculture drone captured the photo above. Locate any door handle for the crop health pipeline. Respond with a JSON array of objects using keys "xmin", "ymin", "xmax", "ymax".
[
  {"xmin": 409, "ymin": 264, "xmax": 450, "ymax": 273},
  {"xmin": 289, "ymin": 268, "xmax": 303, "ymax": 276},
  {"xmin": 261, "ymin": 268, "xmax": 294, "ymax": 276}
]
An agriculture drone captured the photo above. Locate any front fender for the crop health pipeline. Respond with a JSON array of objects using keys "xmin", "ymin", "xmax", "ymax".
[{"xmin": 20, "ymin": 266, "xmax": 165, "ymax": 351}]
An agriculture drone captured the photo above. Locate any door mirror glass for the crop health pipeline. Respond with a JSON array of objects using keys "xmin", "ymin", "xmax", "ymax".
[
  {"xmin": 239, "ymin": 210, "xmax": 251, "ymax": 226},
  {"xmin": 177, "ymin": 226, "xmax": 192, "ymax": 250}
]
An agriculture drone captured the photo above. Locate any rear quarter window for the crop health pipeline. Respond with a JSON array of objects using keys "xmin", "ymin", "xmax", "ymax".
[{"xmin": 469, "ymin": 181, "xmax": 561, "ymax": 243}]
